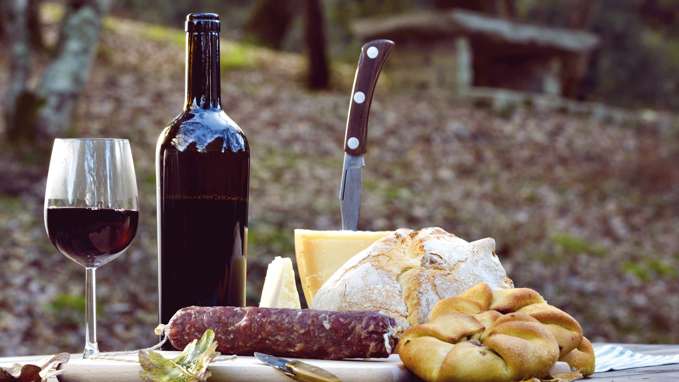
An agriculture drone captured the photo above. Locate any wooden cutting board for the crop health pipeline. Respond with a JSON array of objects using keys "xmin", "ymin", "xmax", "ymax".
[{"xmin": 0, "ymin": 353, "xmax": 415, "ymax": 382}]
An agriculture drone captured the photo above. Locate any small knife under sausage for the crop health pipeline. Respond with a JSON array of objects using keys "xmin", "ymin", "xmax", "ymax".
[{"xmin": 255, "ymin": 352, "xmax": 341, "ymax": 382}]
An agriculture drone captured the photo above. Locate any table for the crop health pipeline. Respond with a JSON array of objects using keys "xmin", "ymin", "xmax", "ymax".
[
  {"xmin": 590, "ymin": 344, "xmax": 679, "ymax": 381},
  {"xmin": 1, "ymin": 343, "xmax": 678, "ymax": 381}
]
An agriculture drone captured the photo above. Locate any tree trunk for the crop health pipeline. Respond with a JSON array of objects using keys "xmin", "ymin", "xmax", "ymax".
[
  {"xmin": 640, "ymin": 0, "xmax": 678, "ymax": 26},
  {"xmin": 501, "ymin": 0, "xmax": 516, "ymax": 19},
  {"xmin": 304, "ymin": 0, "xmax": 330, "ymax": 90},
  {"xmin": 567, "ymin": 0, "xmax": 594, "ymax": 29},
  {"xmin": 560, "ymin": 0, "xmax": 596, "ymax": 99},
  {"xmin": 27, "ymin": 0, "xmax": 43, "ymax": 50},
  {"xmin": 3, "ymin": 0, "xmax": 34, "ymax": 142},
  {"xmin": 35, "ymin": 0, "xmax": 111, "ymax": 138},
  {"xmin": 0, "ymin": 4, "xmax": 6, "ymax": 39},
  {"xmin": 245, "ymin": 0, "xmax": 298, "ymax": 50}
]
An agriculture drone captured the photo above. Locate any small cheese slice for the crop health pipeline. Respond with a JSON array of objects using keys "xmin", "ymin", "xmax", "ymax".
[
  {"xmin": 259, "ymin": 256, "xmax": 301, "ymax": 309},
  {"xmin": 294, "ymin": 229, "xmax": 392, "ymax": 304}
]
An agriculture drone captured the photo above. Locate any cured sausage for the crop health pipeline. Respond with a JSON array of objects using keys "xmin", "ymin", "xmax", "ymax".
[{"xmin": 167, "ymin": 306, "xmax": 398, "ymax": 359}]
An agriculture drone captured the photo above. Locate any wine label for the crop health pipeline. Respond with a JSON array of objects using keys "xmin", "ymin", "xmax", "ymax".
[{"xmin": 162, "ymin": 194, "xmax": 247, "ymax": 201}]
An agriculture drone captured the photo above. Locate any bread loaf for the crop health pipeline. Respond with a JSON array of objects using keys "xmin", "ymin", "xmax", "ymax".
[{"xmin": 311, "ymin": 227, "xmax": 513, "ymax": 328}]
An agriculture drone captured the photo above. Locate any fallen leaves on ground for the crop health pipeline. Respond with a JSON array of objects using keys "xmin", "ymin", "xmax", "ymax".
[{"xmin": 0, "ymin": 13, "xmax": 678, "ymax": 356}]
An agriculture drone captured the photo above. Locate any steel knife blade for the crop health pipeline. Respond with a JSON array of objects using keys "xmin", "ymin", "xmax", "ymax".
[
  {"xmin": 339, "ymin": 154, "xmax": 364, "ymax": 230},
  {"xmin": 339, "ymin": 39, "xmax": 395, "ymax": 230},
  {"xmin": 254, "ymin": 352, "xmax": 341, "ymax": 382}
]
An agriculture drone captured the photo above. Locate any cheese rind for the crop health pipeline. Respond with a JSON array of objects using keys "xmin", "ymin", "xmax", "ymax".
[
  {"xmin": 259, "ymin": 256, "xmax": 301, "ymax": 309},
  {"xmin": 294, "ymin": 229, "xmax": 392, "ymax": 304}
]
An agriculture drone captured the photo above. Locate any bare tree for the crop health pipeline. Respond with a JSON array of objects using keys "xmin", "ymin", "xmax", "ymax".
[
  {"xmin": 639, "ymin": 0, "xmax": 678, "ymax": 26},
  {"xmin": 0, "ymin": 4, "xmax": 6, "ymax": 39},
  {"xmin": 245, "ymin": 0, "xmax": 330, "ymax": 90},
  {"xmin": 502, "ymin": 0, "xmax": 516, "ymax": 19},
  {"xmin": 245, "ymin": 0, "xmax": 299, "ymax": 49},
  {"xmin": 3, "ymin": 0, "xmax": 32, "ymax": 142},
  {"xmin": 304, "ymin": 0, "xmax": 330, "ymax": 89},
  {"xmin": 558, "ymin": 0, "xmax": 596, "ymax": 99},
  {"xmin": 567, "ymin": 0, "xmax": 594, "ymax": 29},
  {"xmin": 37, "ymin": 0, "xmax": 111, "ymax": 137},
  {"xmin": 27, "ymin": 0, "xmax": 43, "ymax": 50},
  {"xmin": 3, "ymin": 0, "xmax": 111, "ymax": 144}
]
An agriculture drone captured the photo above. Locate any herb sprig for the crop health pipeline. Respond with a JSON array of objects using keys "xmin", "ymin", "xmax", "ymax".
[{"xmin": 139, "ymin": 329, "xmax": 219, "ymax": 382}]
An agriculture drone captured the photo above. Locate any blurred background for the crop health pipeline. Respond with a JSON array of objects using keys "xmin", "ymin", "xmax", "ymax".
[{"xmin": 0, "ymin": 0, "xmax": 678, "ymax": 356}]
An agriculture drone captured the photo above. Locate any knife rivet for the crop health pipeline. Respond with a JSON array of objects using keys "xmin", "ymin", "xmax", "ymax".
[
  {"xmin": 347, "ymin": 137, "xmax": 360, "ymax": 150},
  {"xmin": 367, "ymin": 46, "xmax": 379, "ymax": 59},
  {"xmin": 353, "ymin": 91, "xmax": 366, "ymax": 104}
]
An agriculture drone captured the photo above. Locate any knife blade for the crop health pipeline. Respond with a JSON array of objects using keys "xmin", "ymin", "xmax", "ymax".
[
  {"xmin": 254, "ymin": 352, "xmax": 341, "ymax": 382},
  {"xmin": 339, "ymin": 39, "xmax": 395, "ymax": 230}
]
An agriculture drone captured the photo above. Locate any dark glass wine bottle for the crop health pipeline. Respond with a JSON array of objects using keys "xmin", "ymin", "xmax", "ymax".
[{"xmin": 156, "ymin": 13, "xmax": 249, "ymax": 332}]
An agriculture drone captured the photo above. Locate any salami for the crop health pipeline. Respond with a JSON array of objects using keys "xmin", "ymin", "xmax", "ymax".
[{"xmin": 166, "ymin": 306, "xmax": 398, "ymax": 359}]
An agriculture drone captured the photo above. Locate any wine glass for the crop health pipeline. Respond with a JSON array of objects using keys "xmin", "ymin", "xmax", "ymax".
[{"xmin": 44, "ymin": 138, "xmax": 139, "ymax": 358}]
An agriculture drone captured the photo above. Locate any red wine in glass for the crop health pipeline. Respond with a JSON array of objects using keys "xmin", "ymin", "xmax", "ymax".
[
  {"xmin": 44, "ymin": 138, "xmax": 139, "ymax": 358},
  {"xmin": 46, "ymin": 207, "xmax": 139, "ymax": 268}
]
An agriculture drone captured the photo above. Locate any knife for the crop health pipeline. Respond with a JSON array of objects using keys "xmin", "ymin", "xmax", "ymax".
[
  {"xmin": 254, "ymin": 352, "xmax": 341, "ymax": 382},
  {"xmin": 339, "ymin": 39, "xmax": 395, "ymax": 230}
]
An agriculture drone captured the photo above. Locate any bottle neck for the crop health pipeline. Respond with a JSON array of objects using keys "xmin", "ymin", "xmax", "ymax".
[{"xmin": 185, "ymin": 31, "xmax": 221, "ymax": 110}]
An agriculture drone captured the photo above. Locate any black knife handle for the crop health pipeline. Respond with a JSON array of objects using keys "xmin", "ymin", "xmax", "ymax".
[{"xmin": 344, "ymin": 39, "xmax": 395, "ymax": 156}]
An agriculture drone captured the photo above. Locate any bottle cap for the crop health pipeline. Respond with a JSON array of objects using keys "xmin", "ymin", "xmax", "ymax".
[{"xmin": 185, "ymin": 13, "xmax": 220, "ymax": 33}]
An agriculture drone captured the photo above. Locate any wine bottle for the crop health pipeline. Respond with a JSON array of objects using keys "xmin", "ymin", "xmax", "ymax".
[{"xmin": 156, "ymin": 13, "xmax": 249, "ymax": 331}]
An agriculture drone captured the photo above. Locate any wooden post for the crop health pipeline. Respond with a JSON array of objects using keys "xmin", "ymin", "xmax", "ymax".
[
  {"xmin": 454, "ymin": 37, "xmax": 472, "ymax": 93},
  {"xmin": 542, "ymin": 58, "xmax": 562, "ymax": 96}
]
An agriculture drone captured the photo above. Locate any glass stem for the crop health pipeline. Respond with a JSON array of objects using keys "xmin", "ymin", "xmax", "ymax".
[{"xmin": 84, "ymin": 267, "xmax": 99, "ymax": 358}]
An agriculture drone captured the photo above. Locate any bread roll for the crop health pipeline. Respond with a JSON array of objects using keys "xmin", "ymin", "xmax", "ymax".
[
  {"xmin": 398, "ymin": 311, "xmax": 560, "ymax": 382},
  {"xmin": 431, "ymin": 282, "xmax": 595, "ymax": 376},
  {"xmin": 398, "ymin": 282, "xmax": 595, "ymax": 382},
  {"xmin": 311, "ymin": 227, "xmax": 513, "ymax": 328}
]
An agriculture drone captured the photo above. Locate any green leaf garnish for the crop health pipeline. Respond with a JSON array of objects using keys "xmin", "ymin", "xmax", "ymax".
[{"xmin": 139, "ymin": 329, "xmax": 219, "ymax": 382}]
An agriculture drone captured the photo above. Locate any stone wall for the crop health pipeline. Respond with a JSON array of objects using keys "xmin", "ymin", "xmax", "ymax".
[{"xmin": 380, "ymin": 37, "xmax": 473, "ymax": 93}]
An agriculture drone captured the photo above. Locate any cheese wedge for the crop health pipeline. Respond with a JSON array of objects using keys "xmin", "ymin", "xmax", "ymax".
[
  {"xmin": 259, "ymin": 256, "xmax": 301, "ymax": 309},
  {"xmin": 294, "ymin": 229, "xmax": 392, "ymax": 304}
]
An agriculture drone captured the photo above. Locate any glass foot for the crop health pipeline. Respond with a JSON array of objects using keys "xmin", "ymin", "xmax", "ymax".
[{"xmin": 83, "ymin": 342, "xmax": 99, "ymax": 359}]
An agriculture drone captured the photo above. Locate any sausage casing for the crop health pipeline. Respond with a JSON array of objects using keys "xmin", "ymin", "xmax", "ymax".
[{"xmin": 167, "ymin": 306, "xmax": 398, "ymax": 359}]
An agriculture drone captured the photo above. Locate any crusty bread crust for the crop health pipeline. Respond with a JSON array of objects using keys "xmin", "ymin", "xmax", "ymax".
[{"xmin": 311, "ymin": 227, "xmax": 514, "ymax": 329}]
